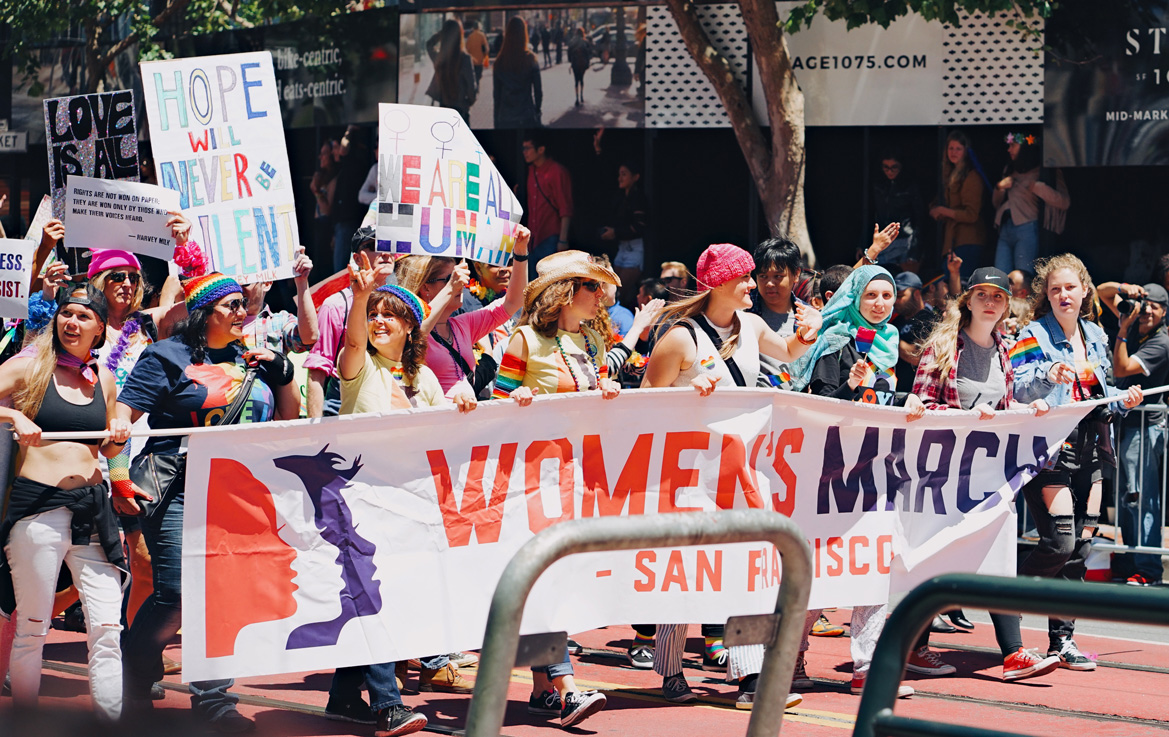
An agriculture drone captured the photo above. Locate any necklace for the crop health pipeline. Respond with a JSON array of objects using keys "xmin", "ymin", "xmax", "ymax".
[
  {"xmin": 104, "ymin": 313, "xmax": 144, "ymax": 375},
  {"xmin": 555, "ymin": 331, "xmax": 599, "ymax": 392}
]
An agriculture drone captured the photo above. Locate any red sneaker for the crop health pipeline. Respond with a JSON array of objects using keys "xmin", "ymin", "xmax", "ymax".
[
  {"xmin": 1003, "ymin": 647, "xmax": 1060, "ymax": 682},
  {"xmin": 906, "ymin": 646, "xmax": 956, "ymax": 676},
  {"xmin": 1126, "ymin": 573, "xmax": 1160, "ymax": 586}
]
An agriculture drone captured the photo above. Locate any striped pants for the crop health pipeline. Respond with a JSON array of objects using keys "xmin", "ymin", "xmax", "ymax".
[{"xmin": 652, "ymin": 624, "xmax": 763, "ymax": 682}]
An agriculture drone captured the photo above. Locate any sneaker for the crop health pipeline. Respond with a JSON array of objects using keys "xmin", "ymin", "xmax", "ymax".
[
  {"xmin": 1003, "ymin": 648, "xmax": 1060, "ymax": 682},
  {"xmin": 791, "ymin": 654, "xmax": 814, "ymax": 690},
  {"xmin": 1126, "ymin": 573, "xmax": 1160, "ymax": 586},
  {"xmin": 701, "ymin": 647, "xmax": 728, "ymax": 671},
  {"xmin": 162, "ymin": 655, "xmax": 182, "ymax": 676},
  {"xmin": 811, "ymin": 614, "xmax": 845, "ymax": 637},
  {"xmin": 325, "ymin": 696, "xmax": 377, "ymax": 724},
  {"xmin": 567, "ymin": 638, "xmax": 584, "ymax": 655},
  {"xmin": 560, "ymin": 690, "xmax": 606, "ymax": 728},
  {"xmin": 419, "ymin": 663, "xmax": 474, "ymax": 693},
  {"xmin": 375, "ymin": 705, "xmax": 428, "ymax": 737},
  {"xmin": 662, "ymin": 673, "xmax": 697, "ymax": 703},
  {"xmin": 150, "ymin": 682, "xmax": 166, "ymax": 700},
  {"xmin": 851, "ymin": 674, "xmax": 913, "ymax": 698},
  {"xmin": 627, "ymin": 644, "xmax": 654, "ymax": 669},
  {"xmin": 449, "ymin": 651, "xmax": 479, "ymax": 668},
  {"xmin": 906, "ymin": 646, "xmax": 957, "ymax": 676},
  {"xmin": 209, "ymin": 710, "xmax": 256, "ymax": 734},
  {"xmin": 528, "ymin": 689, "xmax": 562, "ymax": 716},
  {"xmin": 1050, "ymin": 638, "xmax": 1096, "ymax": 671}
]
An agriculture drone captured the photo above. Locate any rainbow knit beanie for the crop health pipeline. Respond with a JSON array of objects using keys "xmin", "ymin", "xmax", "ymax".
[
  {"xmin": 183, "ymin": 272, "xmax": 242, "ymax": 312},
  {"xmin": 375, "ymin": 284, "xmax": 431, "ymax": 326}
]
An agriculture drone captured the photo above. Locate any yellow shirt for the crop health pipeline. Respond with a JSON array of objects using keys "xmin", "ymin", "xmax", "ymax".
[
  {"xmin": 340, "ymin": 352, "xmax": 445, "ymax": 414},
  {"xmin": 514, "ymin": 325, "xmax": 607, "ymax": 395}
]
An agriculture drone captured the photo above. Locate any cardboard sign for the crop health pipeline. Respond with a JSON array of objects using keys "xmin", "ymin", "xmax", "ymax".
[
  {"xmin": 140, "ymin": 51, "xmax": 299, "ymax": 283},
  {"xmin": 376, "ymin": 103, "xmax": 523, "ymax": 266},
  {"xmin": 65, "ymin": 176, "xmax": 181, "ymax": 260},
  {"xmin": 43, "ymin": 91, "xmax": 139, "ymax": 219},
  {"xmin": 0, "ymin": 240, "xmax": 35, "ymax": 319}
]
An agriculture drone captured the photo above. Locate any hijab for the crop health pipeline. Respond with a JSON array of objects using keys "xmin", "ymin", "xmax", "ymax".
[{"xmin": 789, "ymin": 265, "xmax": 900, "ymax": 391}]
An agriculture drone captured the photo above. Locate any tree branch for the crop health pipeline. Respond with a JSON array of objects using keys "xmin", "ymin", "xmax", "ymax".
[
  {"xmin": 97, "ymin": 0, "xmax": 195, "ymax": 73},
  {"xmin": 662, "ymin": 0, "xmax": 773, "ymax": 194}
]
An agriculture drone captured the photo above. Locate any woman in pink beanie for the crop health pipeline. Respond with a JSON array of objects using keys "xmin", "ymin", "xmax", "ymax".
[{"xmin": 639, "ymin": 241, "xmax": 821, "ymax": 709}]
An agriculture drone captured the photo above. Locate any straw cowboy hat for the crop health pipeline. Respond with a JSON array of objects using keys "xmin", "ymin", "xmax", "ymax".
[{"xmin": 523, "ymin": 250, "xmax": 621, "ymax": 312}]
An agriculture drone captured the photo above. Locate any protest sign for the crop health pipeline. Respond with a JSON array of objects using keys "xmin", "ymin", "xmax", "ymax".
[
  {"xmin": 375, "ymin": 103, "xmax": 523, "ymax": 266},
  {"xmin": 23, "ymin": 196, "xmax": 61, "ymax": 277},
  {"xmin": 140, "ymin": 51, "xmax": 299, "ymax": 283},
  {"xmin": 308, "ymin": 269, "xmax": 350, "ymax": 311},
  {"xmin": 181, "ymin": 388, "xmax": 1092, "ymax": 681},
  {"xmin": 0, "ymin": 240, "xmax": 35, "ymax": 319},
  {"xmin": 43, "ymin": 91, "xmax": 139, "ymax": 220},
  {"xmin": 65, "ymin": 176, "xmax": 181, "ymax": 260}
]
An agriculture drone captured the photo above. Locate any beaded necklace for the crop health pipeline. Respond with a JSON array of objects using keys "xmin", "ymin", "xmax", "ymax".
[
  {"xmin": 103, "ymin": 313, "xmax": 144, "ymax": 375},
  {"xmin": 555, "ymin": 330, "xmax": 599, "ymax": 392}
]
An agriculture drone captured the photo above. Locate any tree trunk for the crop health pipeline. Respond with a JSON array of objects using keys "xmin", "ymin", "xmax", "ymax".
[{"xmin": 665, "ymin": 0, "xmax": 815, "ymax": 265}]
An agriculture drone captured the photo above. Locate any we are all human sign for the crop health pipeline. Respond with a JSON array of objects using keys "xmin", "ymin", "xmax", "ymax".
[{"xmin": 141, "ymin": 51, "xmax": 298, "ymax": 283}]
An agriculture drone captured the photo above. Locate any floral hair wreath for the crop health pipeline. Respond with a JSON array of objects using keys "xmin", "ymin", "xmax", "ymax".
[{"xmin": 1005, "ymin": 132, "xmax": 1037, "ymax": 146}]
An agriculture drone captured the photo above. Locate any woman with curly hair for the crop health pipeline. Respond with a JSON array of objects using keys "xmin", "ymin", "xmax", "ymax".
[{"xmin": 1010, "ymin": 254, "xmax": 1142, "ymax": 670}]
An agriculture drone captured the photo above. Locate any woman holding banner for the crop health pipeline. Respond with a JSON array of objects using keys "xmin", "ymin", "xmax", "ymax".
[
  {"xmin": 492, "ymin": 249, "xmax": 616, "ymax": 728},
  {"xmin": 639, "ymin": 242, "xmax": 820, "ymax": 709},
  {"xmin": 0, "ymin": 284, "xmax": 130, "ymax": 720},
  {"xmin": 787, "ymin": 264, "xmax": 927, "ymax": 698},
  {"xmin": 115, "ymin": 272, "xmax": 298, "ymax": 732},
  {"xmin": 395, "ymin": 227, "xmax": 530, "ymax": 402},
  {"xmin": 1010, "ymin": 254, "xmax": 1142, "ymax": 671},
  {"xmin": 912, "ymin": 266, "xmax": 1061, "ymax": 682}
]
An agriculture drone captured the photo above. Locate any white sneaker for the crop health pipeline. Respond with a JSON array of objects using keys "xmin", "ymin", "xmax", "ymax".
[{"xmin": 851, "ymin": 674, "xmax": 913, "ymax": 698}]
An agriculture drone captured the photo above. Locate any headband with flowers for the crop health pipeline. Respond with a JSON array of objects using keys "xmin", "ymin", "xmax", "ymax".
[{"xmin": 1005, "ymin": 133, "xmax": 1037, "ymax": 146}]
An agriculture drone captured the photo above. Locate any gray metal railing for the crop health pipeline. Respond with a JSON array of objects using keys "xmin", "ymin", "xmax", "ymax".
[
  {"xmin": 853, "ymin": 573, "xmax": 1169, "ymax": 737},
  {"xmin": 463, "ymin": 509, "xmax": 813, "ymax": 737}
]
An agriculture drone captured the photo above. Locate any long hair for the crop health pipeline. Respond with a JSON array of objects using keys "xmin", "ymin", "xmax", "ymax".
[
  {"xmin": 585, "ymin": 309, "xmax": 617, "ymax": 351},
  {"xmin": 495, "ymin": 16, "xmax": 534, "ymax": 76},
  {"xmin": 1007, "ymin": 141, "xmax": 1042, "ymax": 175},
  {"xmin": 434, "ymin": 19, "xmax": 466, "ymax": 103},
  {"xmin": 1027, "ymin": 253, "xmax": 1096, "ymax": 323},
  {"xmin": 942, "ymin": 130, "xmax": 974, "ymax": 192},
  {"xmin": 654, "ymin": 291, "xmax": 742, "ymax": 362},
  {"xmin": 395, "ymin": 255, "xmax": 455, "ymax": 299},
  {"xmin": 519, "ymin": 280, "xmax": 576, "ymax": 338},
  {"xmin": 919, "ymin": 290, "xmax": 1007, "ymax": 381},
  {"xmin": 92, "ymin": 267, "xmax": 144, "ymax": 315},
  {"xmin": 172, "ymin": 305, "xmax": 220, "ymax": 364},
  {"xmin": 366, "ymin": 291, "xmax": 427, "ymax": 384}
]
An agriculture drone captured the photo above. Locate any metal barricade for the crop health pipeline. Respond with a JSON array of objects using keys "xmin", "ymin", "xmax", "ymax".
[
  {"xmin": 463, "ymin": 509, "xmax": 813, "ymax": 737},
  {"xmin": 853, "ymin": 573, "xmax": 1169, "ymax": 737}
]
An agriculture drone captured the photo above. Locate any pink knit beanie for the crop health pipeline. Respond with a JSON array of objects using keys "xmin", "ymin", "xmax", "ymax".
[
  {"xmin": 695, "ymin": 243, "xmax": 754, "ymax": 291},
  {"xmin": 87, "ymin": 249, "xmax": 142, "ymax": 279}
]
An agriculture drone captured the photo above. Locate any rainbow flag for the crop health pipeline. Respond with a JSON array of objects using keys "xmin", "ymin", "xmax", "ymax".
[
  {"xmin": 700, "ymin": 355, "xmax": 717, "ymax": 371},
  {"xmin": 1008, "ymin": 336, "xmax": 1043, "ymax": 367}
]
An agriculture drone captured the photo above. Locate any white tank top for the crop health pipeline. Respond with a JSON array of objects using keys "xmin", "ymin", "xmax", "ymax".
[{"xmin": 672, "ymin": 312, "xmax": 760, "ymax": 388}]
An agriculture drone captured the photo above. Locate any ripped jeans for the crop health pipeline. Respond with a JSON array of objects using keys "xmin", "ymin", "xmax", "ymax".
[{"xmin": 4, "ymin": 507, "xmax": 124, "ymax": 719}]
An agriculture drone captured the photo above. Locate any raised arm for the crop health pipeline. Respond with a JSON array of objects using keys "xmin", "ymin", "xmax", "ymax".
[
  {"xmin": 338, "ymin": 251, "xmax": 387, "ymax": 382},
  {"xmin": 499, "ymin": 225, "xmax": 531, "ymax": 316},
  {"xmin": 291, "ymin": 246, "xmax": 320, "ymax": 347}
]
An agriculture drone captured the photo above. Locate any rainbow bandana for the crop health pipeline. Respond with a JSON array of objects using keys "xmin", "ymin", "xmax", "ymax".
[
  {"xmin": 375, "ymin": 284, "xmax": 431, "ymax": 326},
  {"xmin": 183, "ymin": 272, "xmax": 242, "ymax": 312}
]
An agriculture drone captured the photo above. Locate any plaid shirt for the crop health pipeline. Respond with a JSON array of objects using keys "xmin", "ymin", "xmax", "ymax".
[
  {"xmin": 242, "ymin": 307, "xmax": 307, "ymax": 355},
  {"xmin": 912, "ymin": 331, "xmax": 1014, "ymax": 410}
]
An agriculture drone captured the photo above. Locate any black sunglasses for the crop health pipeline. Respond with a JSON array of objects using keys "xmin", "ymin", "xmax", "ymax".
[
  {"xmin": 578, "ymin": 280, "xmax": 602, "ymax": 293},
  {"xmin": 107, "ymin": 271, "xmax": 141, "ymax": 286},
  {"xmin": 220, "ymin": 297, "xmax": 249, "ymax": 313},
  {"xmin": 425, "ymin": 274, "xmax": 453, "ymax": 286}
]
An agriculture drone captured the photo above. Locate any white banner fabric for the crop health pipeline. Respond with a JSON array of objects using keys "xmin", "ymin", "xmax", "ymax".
[
  {"xmin": 181, "ymin": 388, "xmax": 1091, "ymax": 681},
  {"xmin": 375, "ymin": 103, "xmax": 523, "ymax": 266},
  {"xmin": 140, "ymin": 52, "xmax": 298, "ymax": 283},
  {"xmin": 0, "ymin": 239, "xmax": 34, "ymax": 318}
]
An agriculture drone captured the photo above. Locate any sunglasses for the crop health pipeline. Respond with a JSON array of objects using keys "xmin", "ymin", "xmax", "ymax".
[
  {"xmin": 577, "ymin": 280, "xmax": 602, "ymax": 293},
  {"xmin": 425, "ymin": 274, "xmax": 453, "ymax": 287},
  {"xmin": 107, "ymin": 271, "xmax": 141, "ymax": 286},
  {"xmin": 220, "ymin": 297, "xmax": 249, "ymax": 313}
]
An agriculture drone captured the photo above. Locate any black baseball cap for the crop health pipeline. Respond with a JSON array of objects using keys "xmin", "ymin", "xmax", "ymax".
[
  {"xmin": 350, "ymin": 225, "xmax": 377, "ymax": 253},
  {"xmin": 967, "ymin": 266, "xmax": 1010, "ymax": 295},
  {"xmin": 1142, "ymin": 283, "xmax": 1169, "ymax": 306}
]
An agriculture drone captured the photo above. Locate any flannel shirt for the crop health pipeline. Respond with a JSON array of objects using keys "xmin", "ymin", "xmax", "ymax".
[{"xmin": 912, "ymin": 331, "xmax": 1015, "ymax": 410}]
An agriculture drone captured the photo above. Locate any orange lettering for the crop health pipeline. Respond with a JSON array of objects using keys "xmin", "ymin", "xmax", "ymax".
[
  {"xmin": 525, "ymin": 439, "xmax": 575, "ymax": 534},
  {"xmin": 826, "ymin": 536, "xmax": 844, "ymax": 577},
  {"xmin": 428, "ymin": 444, "xmax": 517, "ymax": 547},
  {"xmin": 716, "ymin": 434, "xmax": 765, "ymax": 510},
  {"xmin": 747, "ymin": 549, "xmax": 763, "ymax": 592},
  {"xmin": 582, "ymin": 433, "xmax": 652, "ymax": 517},
  {"xmin": 634, "ymin": 550, "xmax": 656, "ymax": 592},
  {"xmin": 876, "ymin": 534, "xmax": 893, "ymax": 574},
  {"xmin": 696, "ymin": 550, "xmax": 722, "ymax": 592},
  {"xmin": 659, "ymin": 431, "xmax": 709, "ymax": 514},
  {"xmin": 771, "ymin": 428, "xmax": 803, "ymax": 516},
  {"xmin": 849, "ymin": 536, "xmax": 870, "ymax": 575},
  {"xmin": 770, "ymin": 546, "xmax": 781, "ymax": 586},
  {"xmin": 233, "ymin": 153, "xmax": 252, "ymax": 198},
  {"xmin": 662, "ymin": 550, "xmax": 688, "ymax": 591}
]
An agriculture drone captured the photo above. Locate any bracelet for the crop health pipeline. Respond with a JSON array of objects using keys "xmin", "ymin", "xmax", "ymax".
[
  {"xmin": 796, "ymin": 328, "xmax": 817, "ymax": 345},
  {"xmin": 862, "ymin": 249, "xmax": 877, "ymax": 265},
  {"xmin": 1116, "ymin": 337, "xmax": 1127, "ymax": 344},
  {"xmin": 512, "ymin": 253, "xmax": 529, "ymax": 262}
]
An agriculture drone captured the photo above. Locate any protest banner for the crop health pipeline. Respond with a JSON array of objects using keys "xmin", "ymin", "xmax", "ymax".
[
  {"xmin": 65, "ymin": 176, "xmax": 181, "ymax": 260},
  {"xmin": 23, "ymin": 196, "xmax": 61, "ymax": 278},
  {"xmin": 0, "ymin": 240, "xmax": 35, "ymax": 318},
  {"xmin": 140, "ymin": 51, "xmax": 299, "ymax": 283},
  {"xmin": 375, "ymin": 103, "xmax": 523, "ymax": 266},
  {"xmin": 43, "ymin": 91, "xmax": 139, "ymax": 220},
  {"xmin": 308, "ymin": 269, "xmax": 350, "ymax": 311},
  {"xmin": 181, "ymin": 388, "xmax": 1093, "ymax": 681}
]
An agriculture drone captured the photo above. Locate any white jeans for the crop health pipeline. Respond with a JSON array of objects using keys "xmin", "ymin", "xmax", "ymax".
[
  {"xmin": 801, "ymin": 605, "xmax": 887, "ymax": 677},
  {"xmin": 5, "ymin": 506, "xmax": 124, "ymax": 719}
]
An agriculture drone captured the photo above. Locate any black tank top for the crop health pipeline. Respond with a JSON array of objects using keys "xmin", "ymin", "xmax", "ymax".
[{"xmin": 33, "ymin": 374, "xmax": 106, "ymax": 445}]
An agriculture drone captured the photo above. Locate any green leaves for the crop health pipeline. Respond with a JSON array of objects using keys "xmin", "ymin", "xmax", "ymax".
[{"xmin": 782, "ymin": 0, "xmax": 1053, "ymax": 36}]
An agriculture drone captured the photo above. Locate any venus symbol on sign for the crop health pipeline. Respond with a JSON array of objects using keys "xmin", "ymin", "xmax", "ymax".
[
  {"xmin": 430, "ymin": 120, "xmax": 456, "ymax": 158},
  {"xmin": 382, "ymin": 109, "xmax": 410, "ymax": 154}
]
